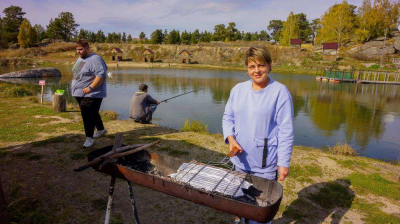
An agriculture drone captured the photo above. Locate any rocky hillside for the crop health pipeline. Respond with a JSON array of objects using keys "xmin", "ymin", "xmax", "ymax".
[{"xmin": 348, "ymin": 31, "xmax": 400, "ymax": 60}]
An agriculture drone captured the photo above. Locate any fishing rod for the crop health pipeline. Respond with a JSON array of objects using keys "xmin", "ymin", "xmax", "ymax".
[{"xmin": 160, "ymin": 88, "xmax": 203, "ymax": 103}]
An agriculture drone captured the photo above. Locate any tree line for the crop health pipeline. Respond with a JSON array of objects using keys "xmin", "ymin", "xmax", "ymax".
[{"xmin": 1, "ymin": 0, "xmax": 398, "ymax": 49}]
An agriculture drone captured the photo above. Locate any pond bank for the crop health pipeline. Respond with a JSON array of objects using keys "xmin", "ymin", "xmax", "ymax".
[{"xmin": 0, "ymin": 85, "xmax": 399, "ymax": 223}]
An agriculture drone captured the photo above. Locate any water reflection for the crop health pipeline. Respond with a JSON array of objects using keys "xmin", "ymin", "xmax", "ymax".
[{"xmin": 0, "ymin": 66, "xmax": 399, "ymax": 160}]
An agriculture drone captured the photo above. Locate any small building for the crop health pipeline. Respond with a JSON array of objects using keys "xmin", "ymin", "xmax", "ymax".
[
  {"xmin": 141, "ymin": 48, "xmax": 154, "ymax": 62},
  {"xmin": 109, "ymin": 48, "xmax": 123, "ymax": 61},
  {"xmin": 322, "ymin": 43, "xmax": 339, "ymax": 61},
  {"xmin": 290, "ymin": 39, "xmax": 302, "ymax": 48},
  {"xmin": 179, "ymin": 50, "xmax": 192, "ymax": 64}
]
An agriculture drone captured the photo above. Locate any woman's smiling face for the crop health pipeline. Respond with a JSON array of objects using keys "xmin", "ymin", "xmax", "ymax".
[{"xmin": 247, "ymin": 59, "xmax": 270, "ymax": 86}]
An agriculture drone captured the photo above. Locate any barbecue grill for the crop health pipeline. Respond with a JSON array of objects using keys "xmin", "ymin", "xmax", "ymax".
[{"xmin": 87, "ymin": 145, "xmax": 283, "ymax": 223}]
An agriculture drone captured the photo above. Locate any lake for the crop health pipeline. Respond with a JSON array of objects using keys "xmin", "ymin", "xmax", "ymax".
[{"xmin": 1, "ymin": 65, "xmax": 399, "ymax": 161}]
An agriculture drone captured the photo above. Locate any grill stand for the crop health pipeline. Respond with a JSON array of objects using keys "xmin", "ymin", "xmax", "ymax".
[
  {"xmin": 104, "ymin": 177, "xmax": 141, "ymax": 224},
  {"xmin": 104, "ymin": 133, "xmax": 140, "ymax": 224}
]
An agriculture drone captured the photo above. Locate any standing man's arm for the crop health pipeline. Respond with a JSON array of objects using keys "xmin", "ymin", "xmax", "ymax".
[{"xmin": 82, "ymin": 77, "xmax": 104, "ymax": 93}]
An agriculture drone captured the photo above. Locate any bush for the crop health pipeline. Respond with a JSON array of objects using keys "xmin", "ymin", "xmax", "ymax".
[
  {"xmin": 181, "ymin": 117, "xmax": 209, "ymax": 133},
  {"xmin": 100, "ymin": 110, "xmax": 118, "ymax": 120},
  {"xmin": 0, "ymin": 84, "xmax": 33, "ymax": 97},
  {"xmin": 329, "ymin": 143, "xmax": 357, "ymax": 156}
]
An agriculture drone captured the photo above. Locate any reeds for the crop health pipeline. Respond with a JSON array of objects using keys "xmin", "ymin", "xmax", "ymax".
[{"xmin": 329, "ymin": 142, "xmax": 358, "ymax": 156}]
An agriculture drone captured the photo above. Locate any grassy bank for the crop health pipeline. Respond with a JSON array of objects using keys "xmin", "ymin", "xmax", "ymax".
[{"xmin": 0, "ymin": 84, "xmax": 399, "ymax": 223}]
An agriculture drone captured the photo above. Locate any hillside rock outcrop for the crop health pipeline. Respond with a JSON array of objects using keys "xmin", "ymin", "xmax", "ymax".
[{"xmin": 0, "ymin": 67, "xmax": 61, "ymax": 78}]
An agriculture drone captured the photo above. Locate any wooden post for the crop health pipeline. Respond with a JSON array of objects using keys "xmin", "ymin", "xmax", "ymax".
[
  {"xmin": 52, "ymin": 94, "xmax": 66, "ymax": 112},
  {"xmin": 40, "ymin": 85, "xmax": 44, "ymax": 103}
]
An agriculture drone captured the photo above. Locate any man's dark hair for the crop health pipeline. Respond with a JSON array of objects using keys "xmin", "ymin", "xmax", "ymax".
[
  {"xmin": 139, "ymin": 84, "xmax": 148, "ymax": 91},
  {"xmin": 76, "ymin": 39, "xmax": 89, "ymax": 48}
]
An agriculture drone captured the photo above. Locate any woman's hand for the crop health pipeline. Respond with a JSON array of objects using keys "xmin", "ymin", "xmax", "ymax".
[
  {"xmin": 227, "ymin": 135, "xmax": 243, "ymax": 157},
  {"xmin": 278, "ymin": 166, "xmax": 289, "ymax": 181}
]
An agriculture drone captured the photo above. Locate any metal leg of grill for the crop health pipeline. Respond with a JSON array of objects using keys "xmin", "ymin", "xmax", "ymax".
[
  {"xmin": 105, "ymin": 176, "xmax": 116, "ymax": 224},
  {"xmin": 127, "ymin": 181, "xmax": 140, "ymax": 224}
]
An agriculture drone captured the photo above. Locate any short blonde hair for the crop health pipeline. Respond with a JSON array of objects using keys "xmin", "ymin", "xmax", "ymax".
[{"xmin": 245, "ymin": 46, "xmax": 272, "ymax": 67}]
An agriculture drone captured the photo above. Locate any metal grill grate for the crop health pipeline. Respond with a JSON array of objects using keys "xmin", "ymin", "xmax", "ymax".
[{"xmin": 170, "ymin": 161, "xmax": 251, "ymax": 197}]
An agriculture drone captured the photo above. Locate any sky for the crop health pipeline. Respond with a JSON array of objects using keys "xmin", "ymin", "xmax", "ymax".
[{"xmin": 0, "ymin": 0, "xmax": 364, "ymax": 37}]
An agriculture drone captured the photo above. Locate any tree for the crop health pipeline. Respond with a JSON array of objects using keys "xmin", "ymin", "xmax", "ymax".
[
  {"xmin": 18, "ymin": 19, "xmax": 37, "ymax": 48},
  {"xmin": 226, "ymin": 22, "xmax": 238, "ymax": 41},
  {"xmin": 139, "ymin": 32, "xmax": 146, "ymax": 40},
  {"xmin": 280, "ymin": 12, "xmax": 300, "ymax": 46},
  {"xmin": 2, "ymin": 6, "xmax": 26, "ymax": 45},
  {"xmin": 259, "ymin": 30, "xmax": 270, "ymax": 41},
  {"xmin": 96, "ymin": 30, "xmax": 105, "ymax": 43},
  {"xmin": 46, "ymin": 12, "xmax": 79, "ymax": 41},
  {"xmin": 213, "ymin": 24, "xmax": 226, "ymax": 41},
  {"xmin": 167, "ymin": 29, "xmax": 180, "ymax": 44},
  {"xmin": 243, "ymin": 32, "xmax": 252, "ymax": 41},
  {"xmin": 317, "ymin": 0, "xmax": 358, "ymax": 46},
  {"xmin": 181, "ymin": 30, "xmax": 191, "ymax": 45},
  {"xmin": 356, "ymin": 0, "xmax": 399, "ymax": 42},
  {"xmin": 251, "ymin": 32, "xmax": 259, "ymax": 41},
  {"xmin": 78, "ymin": 29, "xmax": 88, "ymax": 40},
  {"xmin": 127, "ymin": 34, "xmax": 132, "ymax": 42},
  {"xmin": 33, "ymin": 24, "xmax": 46, "ymax": 42},
  {"xmin": 122, "ymin": 32, "xmax": 126, "ymax": 42},
  {"xmin": 267, "ymin": 20, "xmax": 283, "ymax": 42},
  {"xmin": 191, "ymin": 29, "xmax": 200, "ymax": 44},
  {"xmin": 295, "ymin": 13, "xmax": 312, "ymax": 42},
  {"xmin": 310, "ymin": 19, "xmax": 321, "ymax": 45},
  {"xmin": 199, "ymin": 31, "xmax": 212, "ymax": 42},
  {"xmin": 151, "ymin": 29, "xmax": 163, "ymax": 44}
]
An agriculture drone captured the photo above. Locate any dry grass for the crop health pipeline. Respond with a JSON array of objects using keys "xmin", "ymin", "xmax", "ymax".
[
  {"xmin": 329, "ymin": 143, "xmax": 358, "ymax": 156},
  {"xmin": 0, "ymin": 43, "xmax": 75, "ymax": 58},
  {"xmin": 100, "ymin": 110, "xmax": 118, "ymax": 120}
]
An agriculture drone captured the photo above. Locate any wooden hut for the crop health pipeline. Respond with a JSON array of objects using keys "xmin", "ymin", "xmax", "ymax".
[
  {"xmin": 290, "ymin": 39, "xmax": 302, "ymax": 48},
  {"xmin": 179, "ymin": 50, "xmax": 192, "ymax": 64},
  {"xmin": 322, "ymin": 43, "xmax": 339, "ymax": 61},
  {"xmin": 109, "ymin": 48, "xmax": 123, "ymax": 61},
  {"xmin": 141, "ymin": 49, "xmax": 154, "ymax": 62}
]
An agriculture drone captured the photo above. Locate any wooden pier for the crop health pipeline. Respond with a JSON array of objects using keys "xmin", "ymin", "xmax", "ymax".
[{"xmin": 316, "ymin": 69, "xmax": 400, "ymax": 85}]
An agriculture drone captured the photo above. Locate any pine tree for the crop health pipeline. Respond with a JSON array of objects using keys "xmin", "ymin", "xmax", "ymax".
[
  {"xmin": 127, "ymin": 34, "xmax": 132, "ymax": 42},
  {"xmin": 122, "ymin": 32, "xmax": 126, "ymax": 42}
]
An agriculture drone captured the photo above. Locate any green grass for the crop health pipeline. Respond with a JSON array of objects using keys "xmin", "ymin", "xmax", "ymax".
[
  {"xmin": 351, "ymin": 199, "xmax": 400, "ymax": 224},
  {"xmin": 0, "ymin": 98, "xmax": 83, "ymax": 142},
  {"xmin": 307, "ymin": 181, "xmax": 354, "ymax": 209},
  {"xmin": 348, "ymin": 173, "xmax": 400, "ymax": 200},
  {"xmin": 13, "ymin": 151, "xmax": 44, "ymax": 161},
  {"xmin": 70, "ymin": 152, "xmax": 86, "ymax": 160},
  {"xmin": 0, "ymin": 83, "xmax": 33, "ymax": 97},
  {"xmin": 290, "ymin": 163, "xmax": 323, "ymax": 183},
  {"xmin": 158, "ymin": 146, "xmax": 190, "ymax": 157},
  {"xmin": 328, "ymin": 156, "xmax": 373, "ymax": 170},
  {"xmin": 181, "ymin": 117, "xmax": 209, "ymax": 133},
  {"xmin": 91, "ymin": 198, "xmax": 107, "ymax": 210},
  {"xmin": 7, "ymin": 183, "xmax": 55, "ymax": 223},
  {"xmin": 32, "ymin": 136, "xmax": 66, "ymax": 147}
]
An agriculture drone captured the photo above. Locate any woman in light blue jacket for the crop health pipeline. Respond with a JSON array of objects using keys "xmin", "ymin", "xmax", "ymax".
[{"xmin": 222, "ymin": 46, "xmax": 294, "ymax": 223}]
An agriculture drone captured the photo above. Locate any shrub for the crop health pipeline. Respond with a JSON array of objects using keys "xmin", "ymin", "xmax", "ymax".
[
  {"xmin": 329, "ymin": 143, "xmax": 357, "ymax": 156},
  {"xmin": 181, "ymin": 117, "xmax": 209, "ymax": 133}
]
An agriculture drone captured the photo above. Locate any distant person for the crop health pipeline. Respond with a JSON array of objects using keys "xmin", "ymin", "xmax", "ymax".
[
  {"xmin": 222, "ymin": 46, "xmax": 294, "ymax": 224},
  {"xmin": 129, "ymin": 84, "xmax": 160, "ymax": 124},
  {"xmin": 71, "ymin": 39, "xmax": 108, "ymax": 148}
]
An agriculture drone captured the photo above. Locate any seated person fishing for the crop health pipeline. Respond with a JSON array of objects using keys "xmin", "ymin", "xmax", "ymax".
[{"xmin": 129, "ymin": 84, "xmax": 160, "ymax": 124}]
